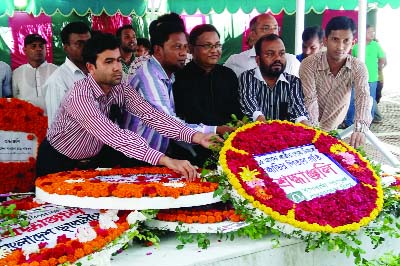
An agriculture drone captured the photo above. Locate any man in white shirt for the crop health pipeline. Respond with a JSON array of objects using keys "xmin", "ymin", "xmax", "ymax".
[
  {"xmin": 44, "ymin": 22, "xmax": 91, "ymax": 125},
  {"xmin": 224, "ymin": 14, "xmax": 300, "ymax": 77},
  {"xmin": 12, "ymin": 34, "xmax": 57, "ymax": 111}
]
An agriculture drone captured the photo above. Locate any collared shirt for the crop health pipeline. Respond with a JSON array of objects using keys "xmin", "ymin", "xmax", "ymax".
[
  {"xmin": 125, "ymin": 53, "xmax": 193, "ymax": 83},
  {"xmin": 239, "ymin": 68, "xmax": 308, "ymax": 122},
  {"xmin": 299, "ymin": 51, "xmax": 371, "ymax": 132},
  {"xmin": 44, "ymin": 57, "xmax": 86, "ymax": 125},
  {"xmin": 125, "ymin": 54, "xmax": 151, "ymax": 83},
  {"xmin": 12, "ymin": 61, "xmax": 58, "ymax": 111},
  {"xmin": 127, "ymin": 56, "xmax": 215, "ymax": 153},
  {"xmin": 224, "ymin": 47, "xmax": 300, "ymax": 77},
  {"xmin": 0, "ymin": 61, "xmax": 12, "ymax": 97},
  {"xmin": 121, "ymin": 54, "xmax": 135, "ymax": 82},
  {"xmin": 47, "ymin": 74, "xmax": 197, "ymax": 165}
]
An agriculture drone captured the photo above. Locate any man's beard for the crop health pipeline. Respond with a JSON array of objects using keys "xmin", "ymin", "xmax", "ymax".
[
  {"xmin": 259, "ymin": 60, "xmax": 286, "ymax": 77},
  {"xmin": 122, "ymin": 45, "xmax": 135, "ymax": 53}
]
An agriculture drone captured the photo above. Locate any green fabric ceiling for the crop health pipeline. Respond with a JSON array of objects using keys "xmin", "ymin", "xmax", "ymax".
[
  {"xmin": 0, "ymin": 0, "xmax": 148, "ymax": 17},
  {"xmin": 1, "ymin": 0, "xmax": 400, "ymax": 17},
  {"xmin": 167, "ymin": 0, "xmax": 400, "ymax": 15}
]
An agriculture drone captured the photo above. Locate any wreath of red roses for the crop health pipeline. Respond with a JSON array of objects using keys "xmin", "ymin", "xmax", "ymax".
[
  {"xmin": 220, "ymin": 121, "xmax": 383, "ymax": 233},
  {"xmin": 0, "ymin": 98, "xmax": 47, "ymax": 193}
]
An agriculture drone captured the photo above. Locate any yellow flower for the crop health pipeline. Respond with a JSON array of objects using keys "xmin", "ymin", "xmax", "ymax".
[
  {"xmin": 239, "ymin": 166, "xmax": 260, "ymax": 182},
  {"xmin": 330, "ymin": 144, "xmax": 347, "ymax": 154}
]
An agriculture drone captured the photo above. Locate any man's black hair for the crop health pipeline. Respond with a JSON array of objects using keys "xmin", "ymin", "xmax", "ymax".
[
  {"xmin": 116, "ymin": 24, "xmax": 135, "ymax": 40},
  {"xmin": 302, "ymin": 26, "xmax": 324, "ymax": 42},
  {"xmin": 189, "ymin": 24, "xmax": 220, "ymax": 45},
  {"xmin": 82, "ymin": 32, "xmax": 119, "ymax": 65},
  {"xmin": 325, "ymin": 16, "xmax": 356, "ymax": 37},
  {"xmin": 150, "ymin": 22, "xmax": 186, "ymax": 54},
  {"xmin": 149, "ymin": 12, "xmax": 185, "ymax": 38},
  {"xmin": 137, "ymin": 38, "xmax": 151, "ymax": 49},
  {"xmin": 254, "ymin": 34, "xmax": 283, "ymax": 56},
  {"xmin": 60, "ymin": 21, "xmax": 91, "ymax": 45}
]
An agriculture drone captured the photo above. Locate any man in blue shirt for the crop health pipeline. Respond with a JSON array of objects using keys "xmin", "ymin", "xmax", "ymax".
[{"xmin": 0, "ymin": 61, "xmax": 12, "ymax": 97}]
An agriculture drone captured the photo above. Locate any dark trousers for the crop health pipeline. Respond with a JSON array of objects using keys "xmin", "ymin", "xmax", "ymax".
[{"xmin": 36, "ymin": 139, "xmax": 149, "ymax": 178}]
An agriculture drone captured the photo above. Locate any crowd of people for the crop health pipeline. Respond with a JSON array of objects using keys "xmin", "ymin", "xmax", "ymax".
[{"xmin": 0, "ymin": 13, "xmax": 387, "ymax": 179}]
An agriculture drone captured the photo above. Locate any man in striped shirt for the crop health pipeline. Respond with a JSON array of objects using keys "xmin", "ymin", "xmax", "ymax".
[
  {"xmin": 127, "ymin": 22, "xmax": 225, "ymax": 156},
  {"xmin": 239, "ymin": 34, "xmax": 309, "ymax": 124},
  {"xmin": 36, "ymin": 33, "xmax": 219, "ymax": 180},
  {"xmin": 299, "ymin": 16, "xmax": 371, "ymax": 148}
]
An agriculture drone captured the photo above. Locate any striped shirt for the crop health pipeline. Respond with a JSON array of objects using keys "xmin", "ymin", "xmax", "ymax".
[
  {"xmin": 125, "ymin": 54, "xmax": 151, "ymax": 83},
  {"xmin": 239, "ymin": 68, "xmax": 308, "ymax": 123},
  {"xmin": 47, "ymin": 74, "xmax": 197, "ymax": 165},
  {"xmin": 126, "ymin": 56, "xmax": 215, "ymax": 153},
  {"xmin": 125, "ymin": 54, "xmax": 193, "ymax": 83},
  {"xmin": 299, "ymin": 51, "xmax": 371, "ymax": 132}
]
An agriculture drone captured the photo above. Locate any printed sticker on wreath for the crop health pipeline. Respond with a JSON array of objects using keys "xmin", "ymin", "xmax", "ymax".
[
  {"xmin": 0, "ymin": 130, "xmax": 38, "ymax": 162},
  {"xmin": 254, "ymin": 144, "xmax": 357, "ymax": 203}
]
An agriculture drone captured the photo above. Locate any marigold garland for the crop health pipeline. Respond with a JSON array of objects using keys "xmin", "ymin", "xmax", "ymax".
[
  {"xmin": 156, "ymin": 207, "xmax": 245, "ymax": 224},
  {"xmin": 219, "ymin": 121, "xmax": 384, "ymax": 233},
  {"xmin": 0, "ymin": 197, "xmax": 132, "ymax": 265},
  {"xmin": 0, "ymin": 98, "xmax": 47, "ymax": 193},
  {"xmin": 36, "ymin": 167, "xmax": 218, "ymax": 199}
]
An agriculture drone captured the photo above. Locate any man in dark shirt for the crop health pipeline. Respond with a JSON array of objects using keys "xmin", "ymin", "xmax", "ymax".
[{"xmin": 172, "ymin": 24, "xmax": 242, "ymax": 166}]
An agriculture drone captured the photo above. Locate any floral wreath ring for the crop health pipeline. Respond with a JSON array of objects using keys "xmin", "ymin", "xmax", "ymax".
[
  {"xmin": 0, "ymin": 98, "xmax": 47, "ymax": 193},
  {"xmin": 219, "ymin": 121, "xmax": 383, "ymax": 233},
  {"xmin": 35, "ymin": 167, "xmax": 220, "ymax": 210}
]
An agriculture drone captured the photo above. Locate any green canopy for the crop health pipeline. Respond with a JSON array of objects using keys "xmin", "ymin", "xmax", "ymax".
[
  {"xmin": 2, "ymin": 0, "xmax": 400, "ymax": 17},
  {"xmin": 167, "ymin": 0, "xmax": 400, "ymax": 15},
  {"xmin": 0, "ymin": 0, "xmax": 148, "ymax": 17}
]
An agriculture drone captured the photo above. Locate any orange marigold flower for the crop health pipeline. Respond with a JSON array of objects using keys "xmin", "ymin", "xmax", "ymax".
[
  {"xmin": 185, "ymin": 216, "xmax": 193, "ymax": 224},
  {"xmin": 198, "ymin": 215, "xmax": 208, "ymax": 223},
  {"xmin": 57, "ymin": 256, "xmax": 68, "ymax": 264}
]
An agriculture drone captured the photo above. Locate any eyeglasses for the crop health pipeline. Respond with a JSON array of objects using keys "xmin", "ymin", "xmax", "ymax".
[
  {"xmin": 194, "ymin": 43, "xmax": 222, "ymax": 50},
  {"xmin": 258, "ymin": 25, "xmax": 280, "ymax": 32}
]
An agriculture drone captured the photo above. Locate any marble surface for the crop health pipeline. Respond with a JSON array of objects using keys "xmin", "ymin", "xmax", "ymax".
[{"xmin": 111, "ymin": 230, "xmax": 400, "ymax": 266}]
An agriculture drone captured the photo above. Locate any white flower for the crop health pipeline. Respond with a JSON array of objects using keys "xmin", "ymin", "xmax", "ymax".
[
  {"xmin": 76, "ymin": 226, "xmax": 97, "ymax": 243},
  {"xmin": 32, "ymin": 197, "xmax": 46, "ymax": 204},
  {"xmin": 65, "ymin": 178, "xmax": 85, "ymax": 183},
  {"xmin": 104, "ymin": 209, "xmax": 119, "ymax": 221},
  {"xmin": 162, "ymin": 182, "xmax": 185, "ymax": 188},
  {"xmin": 21, "ymin": 243, "xmax": 39, "ymax": 260},
  {"xmin": 99, "ymin": 210, "xmax": 119, "ymax": 229},
  {"xmin": 381, "ymin": 175, "xmax": 397, "ymax": 188},
  {"xmin": 0, "ymin": 246, "xmax": 11, "ymax": 259},
  {"xmin": 127, "ymin": 210, "xmax": 147, "ymax": 225}
]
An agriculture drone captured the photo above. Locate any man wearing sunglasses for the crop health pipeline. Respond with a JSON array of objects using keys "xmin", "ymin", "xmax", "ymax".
[
  {"xmin": 224, "ymin": 14, "xmax": 300, "ymax": 78},
  {"xmin": 172, "ymin": 24, "xmax": 242, "ymax": 166}
]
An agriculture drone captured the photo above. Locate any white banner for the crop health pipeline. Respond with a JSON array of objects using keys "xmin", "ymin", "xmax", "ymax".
[
  {"xmin": 0, "ymin": 205, "xmax": 99, "ymax": 252},
  {"xmin": 0, "ymin": 130, "xmax": 38, "ymax": 162},
  {"xmin": 93, "ymin": 174, "xmax": 180, "ymax": 183},
  {"xmin": 254, "ymin": 144, "xmax": 357, "ymax": 203}
]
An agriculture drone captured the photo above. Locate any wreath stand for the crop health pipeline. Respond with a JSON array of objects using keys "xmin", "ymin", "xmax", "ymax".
[{"xmin": 338, "ymin": 125, "xmax": 400, "ymax": 167}]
